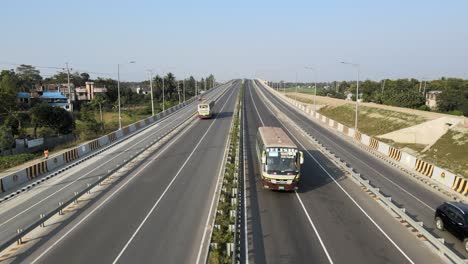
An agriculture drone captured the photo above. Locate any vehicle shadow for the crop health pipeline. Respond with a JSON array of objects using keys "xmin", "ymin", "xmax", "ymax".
[
  {"xmin": 296, "ymin": 149, "xmax": 347, "ymax": 194},
  {"xmin": 213, "ymin": 111, "xmax": 233, "ymax": 120}
]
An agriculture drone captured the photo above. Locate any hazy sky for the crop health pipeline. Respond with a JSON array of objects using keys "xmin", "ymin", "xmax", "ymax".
[{"xmin": 1, "ymin": 0, "xmax": 467, "ymax": 82}]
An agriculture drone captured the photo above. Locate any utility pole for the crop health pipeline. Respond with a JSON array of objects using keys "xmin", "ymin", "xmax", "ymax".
[
  {"xmin": 162, "ymin": 74, "xmax": 165, "ymax": 112},
  {"xmin": 65, "ymin": 62, "xmax": 73, "ymax": 112},
  {"xmin": 381, "ymin": 79, "xmax": 386, "ymax": 94},
  {"xmin": 183, "ymin": 79, "xmax": 186, "ymax": 102},
  {"xmin": 340, "ymin": 61, "xmax": 360, "ymax": 131},
  {"xmin": 148, "ymin": 70, "xmax": 154, "ymax": 116},
  {"xmin": 177, "ymin": 81, "xmax": 181, "ymax": 104}
]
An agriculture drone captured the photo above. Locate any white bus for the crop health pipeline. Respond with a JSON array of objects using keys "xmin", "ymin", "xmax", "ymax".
[
  {"xmin": 197, "ymin": 99, "xmax": 214, "ymax": 119},
  {"xmin": 256, "ymin": 127, "xmax": 304, "ymax": 191}
]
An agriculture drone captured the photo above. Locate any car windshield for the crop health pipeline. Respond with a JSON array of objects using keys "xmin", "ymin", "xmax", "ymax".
[{"xmin": 266, "ymin": 151, "xmax": 297, "ymax": 174}]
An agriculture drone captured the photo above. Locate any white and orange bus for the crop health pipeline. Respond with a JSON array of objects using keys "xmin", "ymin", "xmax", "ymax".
[{"xmin": 256, "ymin": 127, "xmax": 304, "ymax": 190}]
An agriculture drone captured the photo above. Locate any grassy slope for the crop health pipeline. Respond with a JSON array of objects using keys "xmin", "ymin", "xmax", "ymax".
[
  {"xmin": 422, "ymin": 130, "xmax": 468, "ymax": 176},
  {"xmin": 317, "ymin": 104, "xmax": 425, "ymax": 136},
  {"xmin": 288, "ymin": 95, "xmax": 468, "ymax": 177}
]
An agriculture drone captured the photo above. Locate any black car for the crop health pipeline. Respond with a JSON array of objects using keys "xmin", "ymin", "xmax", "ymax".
[{"xmin": 435, "ymin": 202, "xmax": 468, "ymax": 252}]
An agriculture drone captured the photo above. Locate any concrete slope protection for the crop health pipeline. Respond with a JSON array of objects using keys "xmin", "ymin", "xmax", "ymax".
[
  {"xmin": 0, "ymin": 81, "xmax": 233, "ymax": 253},
  {"xmin": 255, "ymin": 80, "xmax": 468, "ymax": 259},
  {"xmin": 16, "ymin": 81, "xmax": 241, "ymax": 264},
  {"xmin": 243, "ymin": 80, "xmax": 440, "ymax": 264}
]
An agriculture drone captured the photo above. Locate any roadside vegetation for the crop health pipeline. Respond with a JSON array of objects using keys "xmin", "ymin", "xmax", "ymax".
[
  {"xmin": 316, "ymin": 103, "xmax": 425, "ymax": 136},
  {"xmin": 0, "ymin": 64, "xmax": 216, "ymax": 171},
  {"xmin": 273, "ymin": 77, "xmax": 468, "ymax": 116}
]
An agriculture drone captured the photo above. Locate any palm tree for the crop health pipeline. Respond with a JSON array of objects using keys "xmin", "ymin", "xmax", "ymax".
[{"xmin": 90, "ymin": 94, "xmax": 107, "ymax": 128}]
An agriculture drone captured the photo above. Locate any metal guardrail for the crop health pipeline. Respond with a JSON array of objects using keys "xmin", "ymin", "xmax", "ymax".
[
  {"xmin": 256, "ymin": 80, "xmax": 468, "ymax": 264},
  {"xmin": 0, "ymin": 83, "xmax": 233, "ymax": 254}
]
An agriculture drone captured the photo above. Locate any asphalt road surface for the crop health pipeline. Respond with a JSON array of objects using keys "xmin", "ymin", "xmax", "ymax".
[
  {"xmin": 2, "ymin": 80, "xmax": 240, "ymax": 264},
  {"xmin": 254, "ymin": 79, "xmax": 468, "ymax": 259},
  {"xmin": 243, "ymin": 79, "xmax": 441, "ymax": 264}
]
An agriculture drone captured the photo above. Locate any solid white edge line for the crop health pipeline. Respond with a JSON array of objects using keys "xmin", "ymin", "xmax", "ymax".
[
  {"xmin": 29, "ymin": 86, "xmax": 231, "ymax": 264},
  {"xmin": 248, "ymin": 81, "xmax": 334, "ymax": 264},
  {"xmin": 112, "ymin": 87, "xmax": 236, "ymax": 264},
  {"xmin": 253, "ymin": 81, "xmax": 415, "ymax": 264}
]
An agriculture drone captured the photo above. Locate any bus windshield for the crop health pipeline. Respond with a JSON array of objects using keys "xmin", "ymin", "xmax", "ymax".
[
  {"xmin": 199, "ymin": 105, "xmax": 208, "ymax": 109},
  {"xmin": 266, "ymin": 151, "xmax": 297, "ymax": 174}
]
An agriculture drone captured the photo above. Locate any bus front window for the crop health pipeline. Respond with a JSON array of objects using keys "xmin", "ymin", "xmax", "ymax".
[{"xmin": 266, "ymin": 152, "xmax": 297, "ymax": 174}]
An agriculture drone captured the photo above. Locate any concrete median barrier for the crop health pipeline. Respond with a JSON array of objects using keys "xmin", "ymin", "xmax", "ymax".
[
  {"xmin": 46, "ymin": 154, "xmax": 65, "ymax": 171},
  {"xmin": 360, "ymin": 133, "xmax": 370, "ymax": 146},
  {"xmin": 354, "ymin": 131, "xmax": 362, "ymax": 142},
  {"xmin": 414, "ymin": 159, "xmax": 434, "ymax": 177},
  {"xmin": 337, "ymin": 123, "xmax": 344, "ymax": 133},
  {"xmin": 98, "ymin": 135, "xmax": 109, "ymax": 146},
  {"xmin": 432, "ymin": 167, "xmax": 456, "ymax": 189},
  {"xmin": 63, "ymin": 149, "xmax": 79, "ymax": 163},
  {"xmin": 388, "ymin": 147, "xmax": 402, "ymax": 161},
  {"xmin": 88, "ymin": 139, "xmax": 100, "ymax": 151},
  {"xmin": 26, "ymin": 161, "xmax": 48, "ymax": 180},
  {"xmin": 369, "ymin": 138, "xmax": 379, "ymax": 150},
  {"xmin": 377, "ymin": 141, "xmax": 390, "ymax": 156},
  {"xmin": 2, "ymin": 170, "xmax": 29, "ymax": 192},
  {"xmin": 452, "ymin": 177, "xmax": 468, "ymax": 195},
  {"xmin": 398, "ymin": 152, "xmax": 416, "ymax": 171}
]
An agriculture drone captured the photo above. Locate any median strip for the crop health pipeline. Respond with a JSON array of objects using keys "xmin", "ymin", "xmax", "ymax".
[{"xmin": 207, "ymin": 81, "xmax": 243, "ymax": 264}]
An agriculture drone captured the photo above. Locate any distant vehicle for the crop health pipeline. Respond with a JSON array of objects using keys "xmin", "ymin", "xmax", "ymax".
[
  {"xmin": 197, "ymin": 100, "xmax": 215, "ymax": 119},
  {"xmin": 256, "ymin": 127, "xmax": 304, "ymax": 191},
  {"xmin": 200, "ymin": 90, "xmax": 206, "ymax": 94},
  {"xmin": 435, "ymin": 202, "xmax": 468, "ymax": 252}
]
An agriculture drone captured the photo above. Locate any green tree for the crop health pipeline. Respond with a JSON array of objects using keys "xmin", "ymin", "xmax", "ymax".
[
  {"xmin": 0, "ymin": 126, "xmax": 14, "ymax": 152},
  {"xmin": 31, "ymin": 103, "xmax": 53, "ymax": 138},
  {"xmin": 16, "ymin": 64, "xmax": 42, "ymax": 91},
  {"xmin": 436, "ymin": 78, "xmax": 468, "ymax": 115},
  {"xmin": 0, "ymin": 70, "xmax": 19, "ymax": 114},
  {"xmin": 50, "ymin": 107, "xmax": 74, "ymax": 134},
  {"xmin": 90, "ymin": 94, "xmax": 107, "ymax": 125}
]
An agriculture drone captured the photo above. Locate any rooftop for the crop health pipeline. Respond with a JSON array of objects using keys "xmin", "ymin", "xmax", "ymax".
[{"xmin": 259, "ymin": 127, "xmax": 296, "ymax": 148}]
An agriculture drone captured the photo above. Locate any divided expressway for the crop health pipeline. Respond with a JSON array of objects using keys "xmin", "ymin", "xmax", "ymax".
[{"xmin": 0, "ymin": 79, "xmax": 459, "ymax": 263}]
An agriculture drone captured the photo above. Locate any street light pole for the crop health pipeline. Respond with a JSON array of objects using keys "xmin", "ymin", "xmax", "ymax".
[
  {"xmin": 148, "ymin": 70, "xmax": 154, "ymax": 116},
  {"xmin": 177, "ymin": 81, "xmax": 181, "ymax": 104},
  {"xmin": 183, "ymin": 79, "xmax": 186, "ymax": 102},
  {"xmin": 65, "ymin": 62, "xmax": 73, "ymax": 112},
  {"xmin": 117, "ymin": 64, "xmax": 121, "ymax": 129},
  {"xmin": 340, "ymin": 61, "xmax": 360, "ymax": 131},
  {"xmin": 304, "ymin": 67, "xmax": 317, "ymax": 112},
  {"xmin": 162, "ymin": 73, "xmax": 165, "ymax": 112}
]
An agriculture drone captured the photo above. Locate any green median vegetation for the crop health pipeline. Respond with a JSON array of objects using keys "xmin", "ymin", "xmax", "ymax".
[{"xmin": 208, "ymin": 81, "xmax": 242, "ymax": 264}]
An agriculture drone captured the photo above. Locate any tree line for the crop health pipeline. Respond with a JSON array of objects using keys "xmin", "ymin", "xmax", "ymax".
[{"xmin": 273, "ymin": 77, "xmax": 468, "ymax": 116}]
